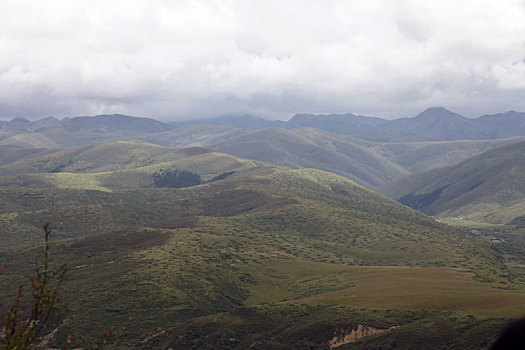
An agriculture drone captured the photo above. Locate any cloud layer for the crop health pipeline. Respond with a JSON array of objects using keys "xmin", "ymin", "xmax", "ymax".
[{"xmin": 1, "ymin": 0, "xmax": 525, "ymax": 120}]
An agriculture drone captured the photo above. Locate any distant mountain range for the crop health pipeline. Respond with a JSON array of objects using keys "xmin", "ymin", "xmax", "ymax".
[
  {"xmin": 2, "ymin": 107, "xmax": 525, "ymax": 142},
  {"xmin": 171, "ymin": 107, "xmax": 525, "ymax": 141},
  {"xmin": 0, "ymin": 114, "xmax": 170, "ymax": 133}
]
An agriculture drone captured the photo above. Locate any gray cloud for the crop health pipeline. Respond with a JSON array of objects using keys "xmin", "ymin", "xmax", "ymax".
[{"xmin": 1, "ymin": 0, "xmax": 524, "ymax": 121}]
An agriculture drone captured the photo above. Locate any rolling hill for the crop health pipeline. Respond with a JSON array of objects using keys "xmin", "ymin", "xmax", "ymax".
[
  {"xmin": 143, "ymin": 126, "xmax": 524, "ymax": 187},
  {"xmin": 201, "ymin": 127, "xmax": 408, "ymax": 188},
  {"xmin": 377, "ymin": 141, "xmax": 525, "ymax": 224},
  {"xmin": 172, "ymin": 113, "xmax": 286, "ymax": 129},
  {"xmin": 0, "ymin": 140, "xmax": 512, "ymax": 283},
  {"xmin": 0, "ymin": 140, "xmax": 212, "ymax": 175},
  {"xmin": 2, "ymin": 123, "xmax": 521, "ymax": 189},
  {"xmin": 2, "ymin": 111, "xmax": 525, "ymax": 190},
  {"xmin": 0, "ymin": 139, "xmax": 522, "ymax": 348},
  {"xmin": 0, "ymin": 140, "xmax": 476, "ymax": 255},
  {"xmin": 0, "ymin": 145, "xmax": 57, "ymax": 166}
]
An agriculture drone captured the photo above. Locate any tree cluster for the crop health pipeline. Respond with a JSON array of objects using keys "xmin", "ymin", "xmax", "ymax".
[{"xmin": 152, "ymin": 169, "xmax": 201, "ymax": 188}]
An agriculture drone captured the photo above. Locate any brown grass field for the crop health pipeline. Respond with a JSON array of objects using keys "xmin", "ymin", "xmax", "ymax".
[{"xmin": 244, "ymin": 260, "xmax": 525, "ymax": 317}]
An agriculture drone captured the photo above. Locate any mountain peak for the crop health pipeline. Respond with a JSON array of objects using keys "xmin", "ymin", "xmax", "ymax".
[
  {"xmin": 501, "ymin": 110, "xmax": 525, "ymax": 118},
  {"xmin": 414, "ymin": 107, "xmax": 466, "ymax": 121},
  {"xmin": 9, "ymin": 117, "xmax": 31, "ymax": 124}
]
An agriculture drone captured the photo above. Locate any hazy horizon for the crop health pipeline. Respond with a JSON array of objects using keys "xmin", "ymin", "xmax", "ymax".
[{"xmin": 2, "ymin": 105, "xmax": 525, "ymax": 124}]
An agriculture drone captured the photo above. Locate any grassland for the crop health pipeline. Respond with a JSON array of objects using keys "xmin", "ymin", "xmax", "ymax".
[
  {"xmin": 0, "ymin": 140, "xmax": 523, "ymax": 349},
  {"xmin": 143, "ymin": 126, "xmax": 524, "ymax": 188},
  {"xmin": 2, "ymin": 220, "xmax": 518, "ymax": 348},
  {"xmin": 1, "ymin": 222, "xmax": 519, "ymax": 348},
  {"xmin": 285, "ymin": 265, "xmax": 525, "ymax": 316},
  {"xmin": 378, "ymin": 141, "xmax": 525, "ymax": 224},
  {"xmin": 3, "ymin": 122, "xmax": 522, "ymax": 189}
]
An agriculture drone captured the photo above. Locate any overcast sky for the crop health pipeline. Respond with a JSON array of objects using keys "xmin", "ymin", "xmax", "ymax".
[{"xmin": 1, "ymin": 0, "xmax": 525, "ymax": 121}]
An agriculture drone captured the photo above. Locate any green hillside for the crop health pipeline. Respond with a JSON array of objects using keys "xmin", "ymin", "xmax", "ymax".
[
  {"xmin": 2, "ymin": 117, "xmax": 523, "ymax": 189},
  {"xmin": 378, "ymin": 141, "xmax": 525, "ymax": 224},
  {"xmin": 0, "ymin": 140, "xmax": 510, "ymax": 276},
  {"xmin": 476, "ymin": 200, "xmax": 525, "ymax": 226},
  {"xmin": 0, "ymin": 140, "xmax": 215, "ymax": 175},
  {"xmin": 2, "ymin": 225, "xmax": 516, "ymax": 349},
  {"xmin": 375, "ymin": 137, "xmax": 524, "ymax": 173},
  {"xmin": 142, "ymin": 126, "xmax": 523, "ymax": 188},
  {"xmin": 0, "ymin": 153, "xmax": 483, "ymax": 269},
  {"xmin": 141, "ymin": 124, "xmax": 251, "ymax": 148},
  {"xmin": 0, "ymin": 145, "xmax": 57, "ymax": 166},
  {"xmin": 0, "ymin": 140, "xmax": 523, "ymax": 348},
  {"xmin": 206, "ymin": 127, "xmax": 408, "ymax": 188}
]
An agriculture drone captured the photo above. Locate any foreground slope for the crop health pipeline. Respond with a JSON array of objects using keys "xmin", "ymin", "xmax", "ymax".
[{"xmin": 2, "ymin": 225, "xmax": 517, "ymax": 349}]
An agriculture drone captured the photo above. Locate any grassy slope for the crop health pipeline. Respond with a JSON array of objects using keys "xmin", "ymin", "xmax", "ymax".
[
  {"xmin": 0, "ymin": 141, "xmax": 522, "ymax": 348},
  {"xmin": 0, "ymin": 132, "xmax": 62, "ymax": 148},
  {"xmin": 0, "ymin": 140, "xmax": 215, "ymax": 175},
  {"xmin": 208, "ymin": 128, "xmax": 408, "ymax": 188},
  {"xmin": 0, "ymin": 140, "xmax": 511, "ymax": 279},
  {"xmin": 378, "ymin": 141, "xmax": 525, "ymax": 223},
  {"xmin": 2, "ymin": 227, "xmax": 514, "ymax": 349},
  {"xmin": 1, "ymin": 165, "xmax": 492, "ymax": 270},
  {"xmin": 0, "ymin": 145, "xmax": 58, "ymax": 166},
  {"xmin": 2, "ymin": 216, "xmax": 520, "ymax": 348},
  {"xmin": 375, "ymin": 137, "xmax": 525, "ymax": 173},
  {"xmin": 2, "ymin": 125, "xmax": 523, "ymax": 189},
  {"xmin": 0, "ymin": 124, "xmax": 170, "ymax": 149},
  {"xmin": 141, "ymin": 124, "xmax": 252, "ymax": 148},
  {"xmin": 155, "ymin": 305, "xmax": 508, "ymax": 350},
  {"xmin": 143, "ymin": 126, "xmax": 524, "ymax": 188},
  {"xmin": 487, "ymin": 200, "xmax": 525, "ymax": 226}
]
